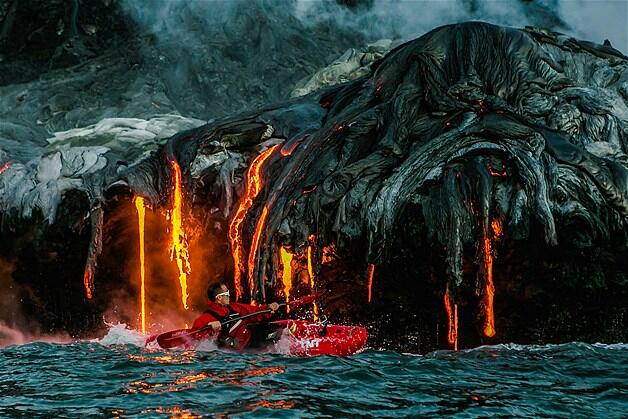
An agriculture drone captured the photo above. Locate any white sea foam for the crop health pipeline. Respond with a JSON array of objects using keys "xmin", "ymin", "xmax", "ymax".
[{"xmin": 96, "ymin": 323, "xmax": 148, "ymax": 347}]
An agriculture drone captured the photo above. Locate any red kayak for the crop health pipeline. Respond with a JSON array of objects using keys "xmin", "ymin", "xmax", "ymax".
[
  {"xmin": 146, "ymin": 319, "xmax": 367, "ymax": 356},
  {"xmin": 271, "ymin": 320, "xmax": 368, "ymax": 357}
]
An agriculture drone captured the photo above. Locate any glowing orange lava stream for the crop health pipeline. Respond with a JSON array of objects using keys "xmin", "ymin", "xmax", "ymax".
[
  {"xmin": 134, "ymin": 196, "xmax": 147, "ymax": 333},
  {"xmin": 280, "ymin": 247, "xmax": 293, "ymax": 311},
  {"xmin": 247, "ymin": 206, "xmax": 269, "ymax": 300},
  {"xmin": 83, "ymin": 269, "xmax": 93, "ymax": 300},
  {"xmin": 492, "ymin": 218, "xmax": 503, "ymax": 238},
  {"xmin": 229, "ymin": 145, "xmax": 279, "ymax": 300},
  {"xmin": 168, "ymin": 160, "xmax": 191, "ymax": 309},
  {"xmin": 444, "ymin": 290, "xmax": 458, "ymax": 351},
  {"xmin": 307, "ymin": 244, "xmax": 319, "ymax": 320},
  {"xmin": 367, "ymin": 264, "xmax": 375, "ymax": 303},
  {"xmin": 482, "ymin": 222, "xmax": 497, "ymax": 338}
]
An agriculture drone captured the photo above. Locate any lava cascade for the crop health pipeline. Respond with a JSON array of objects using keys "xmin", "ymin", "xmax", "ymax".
[
  {"xmin": 168, "ymin": 160, "xmax": 191, "ymax": 309},
  {"xmin": 367, "ymin": 264, "xmax": 375, "ymax": 303},
  {"xmin": 306, "ymin": 242, "xmax": 319, "ymax": 320},
  {"xmin": 444, "ymin": 290, "xmax": 458, "ymax": 351},
  {"xmin": 280, "ymin": 246, "xmax": 293, "ymax": 311},
  {"xmin": 228, "ymin": 145, "xmax": 279, "ymax": 300},
  {"xmin": 134, "ymin": 196, "xmax": 147, "ymax": 333}
]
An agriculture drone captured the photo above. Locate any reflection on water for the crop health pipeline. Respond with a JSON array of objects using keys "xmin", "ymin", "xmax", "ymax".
[
  {"xmin": 127, "ymin": 350, "xmax": 197, "ymax": 365},
  {"xmin": 253, "ymin": 399, "xmax": 298, "ymax": 410},
  {"xmin": 140, "ymin": 407, "xmax": 201, "ymax": 418},
  {"xmin": 0, "ymin": 341, "xmax": 626, "ymax": 417},
  {"xmin": 126, "ymin": 365, "xmax": 286, "ymax": 395}
]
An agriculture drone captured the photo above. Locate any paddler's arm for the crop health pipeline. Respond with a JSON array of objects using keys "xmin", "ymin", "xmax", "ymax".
[
  {"xmin": 192, "ymin": 313, "xmax": 222, "ymax": 331},
  {"xmin": 231, "ymin": 302, "xmax": 280, "ymax": 322}
]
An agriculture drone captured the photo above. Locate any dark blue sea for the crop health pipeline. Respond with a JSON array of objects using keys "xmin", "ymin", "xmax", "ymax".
[{"xmin": 0, "ymin": 325, "xmax": 626, "ymax": 418}]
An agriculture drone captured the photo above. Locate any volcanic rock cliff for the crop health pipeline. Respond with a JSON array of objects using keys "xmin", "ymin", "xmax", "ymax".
[{"xmin": 1, "ymin": 1, "xmax": 627, "ymax": 351}]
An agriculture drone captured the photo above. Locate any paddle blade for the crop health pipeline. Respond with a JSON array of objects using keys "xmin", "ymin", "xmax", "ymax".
[
  {"xmin": 287, "ymin": 290, "xmax": 325, "ymax": 307},
  {"xmin": 156, "ymin": 328, "xmax": 212, "ymax": 349}
]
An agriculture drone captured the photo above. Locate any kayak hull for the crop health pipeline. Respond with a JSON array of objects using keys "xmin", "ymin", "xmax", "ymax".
[
  {"xmin": 271, "ymin": 320, "xmax": 368, "ymax": 357},
  {"xmin": 146, "ymin": 320, "xmax": 368, "ymax": 356}
]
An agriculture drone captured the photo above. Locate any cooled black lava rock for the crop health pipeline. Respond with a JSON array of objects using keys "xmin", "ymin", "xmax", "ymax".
[{"xmin": 133, "ymin": 22, "xmax": 627, "ymax": 350}]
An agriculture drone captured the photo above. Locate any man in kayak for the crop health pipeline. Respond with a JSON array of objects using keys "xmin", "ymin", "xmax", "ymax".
[{"xmin": 192, "ymin": 282, "xmax": 280, "ymax": 350}]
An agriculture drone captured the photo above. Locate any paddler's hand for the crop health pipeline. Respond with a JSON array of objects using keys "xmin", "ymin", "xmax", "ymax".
[
  {"xmin": 269, "ymin": 302, "xmax": 280, "ymax": 312},
  {"xmin": 209, "ymin": 321, "xmax": 221, "ymax": 330}
]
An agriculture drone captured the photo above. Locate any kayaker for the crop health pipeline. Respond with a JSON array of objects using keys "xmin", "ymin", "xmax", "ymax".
[{"xmin": 192, "ymin": 282, "xmax": 280, "ymax": 350}]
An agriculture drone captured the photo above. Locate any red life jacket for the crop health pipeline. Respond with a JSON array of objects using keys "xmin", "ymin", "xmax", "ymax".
[{"xmin": 192, "ymin": 301, "xmax": 272, "ymax": 350}]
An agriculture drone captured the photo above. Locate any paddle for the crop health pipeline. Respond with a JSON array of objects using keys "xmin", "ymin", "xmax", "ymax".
[{"xmin": 154, "ymin": 291, "xmax": 323, "ymax": 349}]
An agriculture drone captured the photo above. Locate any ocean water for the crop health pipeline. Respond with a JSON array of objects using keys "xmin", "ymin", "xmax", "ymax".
[{"xmin": 0, "ymin": 325, "xmax": 626, "ymax": 418}]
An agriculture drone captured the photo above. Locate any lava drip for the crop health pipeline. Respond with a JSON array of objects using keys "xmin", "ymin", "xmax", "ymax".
[
  {"xmin": 444, "ymin": 290, "xmax": 458, "ymax": 350},
  {"xmin": 367, "ymin": 264, "xmax": 375, "ymax": 303},
  {"xmin": 491, "ymin": 218, "xmax": 503, "ymax": 238},
  {"xmin": 134, "ymin": 196, "xmax": 147, "ymax": 333},
  {"xmin": 83, "ymin": 271, "xmax": 93, "ymax": 300},
  {"xmin": 168, "ymin": 160, "xmax": 191, "ymax": 309},
  {"xmin": 228, "ymin": 145, "xmax": 279, "ymax": 300},
  {"xmin": 481, "ymin": 221, "xmax": 498, "ymax": 338},
  {"xmin": 306, "ymin": 241, "xmax": 319, "ymax": 320},
  {"xmin": 82, "ymin": 207, "xmax": 103, "ymax": 300},
  {"xmin": 280, "ymin": 247, "xmax": 293, "ymax": 311},
  {"xmin": 248, "ymin": 206, "xmax": 269, "ymax": 301}
]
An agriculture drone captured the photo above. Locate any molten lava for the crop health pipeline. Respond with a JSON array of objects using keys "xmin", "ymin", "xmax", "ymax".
[
  {"xmin": 248, "ymin": 206, "xmax": 269, "ymax": 300},
  {"xmin": 134, "ymin": 196, "xmax": 147, "ymax": 333},
  {"xmin": 83, "ymin": 268, "xmax": 94, "ymax": 300},
  {"xmin": 491, "ymin": 218, "xmax": 503, "ymax": 238},
  {"xmin": 444, "ymin": 290, "xmax": 458, "ymax": 351},
  {"xmin": 280, "ymin": 247, "xmax": 293, "ymax": 310},
  {"xmin": 367, "ymin": 264, "xmax": 375, "ymax": 303},
  {"xmin": 228, "ymin": 145, "xmax": 279, "ymax": 300},
  {"xmin": 482, "ymin": 224, "xmax": 496, "ymax": 338},
  {"xmin": 306, "ymin": 243, "xmax": 319, "ymax": 320},
  {"xmin": 168, "ymin": 160, "xmax": 191, "ymax": 309}
]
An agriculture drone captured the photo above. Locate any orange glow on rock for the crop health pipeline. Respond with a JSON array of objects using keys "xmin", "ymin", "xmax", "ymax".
[
  {"xmin": 444, "ymin": 291, "xmax": 458, "ymax": 350},
  {"xmin": 367, "ymin": 264, "xmax": 375, "ymax": 303},
  {"xmin": 280, "ymin": 140, "xmax": 301, "ymax": 156},
  {"xmin": 168, "ymin": 160, "xmax": 191, "ymax": 309},
  {"xmin": 322, "ymin": 244, "xmax": 336, "ymax": 264},
  {"xmin": 134, "ymin": 196, "xmax": 147, "ymax": 333},
  {"xmin": 247, "ymin": 206, "xmax": 269, "ymax": 300},
  {"xmin": 228, "ymin": 145, "xmax": 279, "ymax": 300},
  {"xmin": 487, "ymin": 162, "xmax": 508, "ymax": 177},
  {"xmin": 280, "ymin": 247, "xmax": 293, "ymax": 310}
]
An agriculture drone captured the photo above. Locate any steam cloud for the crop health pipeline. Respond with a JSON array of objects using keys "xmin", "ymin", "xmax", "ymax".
[{"xmin": 121, "ymin": 0, "xmax": 627, "ymax": 53}]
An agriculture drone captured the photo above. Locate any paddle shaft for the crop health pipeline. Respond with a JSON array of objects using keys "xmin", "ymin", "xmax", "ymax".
[{"xmin": 196, "ymin": 303, "xmax": 286, "ymax": 334}]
